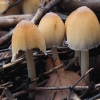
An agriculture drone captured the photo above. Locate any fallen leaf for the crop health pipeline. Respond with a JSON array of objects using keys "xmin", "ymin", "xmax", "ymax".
[{"xmin": 35, "ymin": 58, "xmax": 86, "ymax": 100}]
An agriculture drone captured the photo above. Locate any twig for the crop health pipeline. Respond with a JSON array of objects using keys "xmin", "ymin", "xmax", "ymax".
[
  {"xmin": 1, "ymin": 85, "xmax": 99, "ymax": 100},
  {"xmin": 0, "ymin": 82, "xmax": 13, "ymax": 89},
  {"xmin": 0, "ymin": 88, "xmax": 7, "ymax": 100},
  {"xmin": 31, "ymin": 57, "xmax": 77, "ymax": 82},
  {"xmin": 80, "ymin": 83, "xmax": 95, "ymax": 99},
  {"xmin": 67, "ymin": 68, "xmax": 94, "ymax": 100},
  {"xmin": 84, "ymin": 93, "xmax": 100, "ymax": 100},
  {"xmin": 1, "ymin": 57, "xmax": 77, "ymax": 83},
  {"xmin": 72, "ymin": 68, "xmax": 93, "ymax": 89},
  {"xmin": 4, "ymin": 88, "xmax": 16, "ymax": 100},
  {"xmin": 0, "ymin": 13, "xmax": 67, "ymax": 29},
  {"xmin": 0, "ymin": 14, "xmax": 32, "ymax": 29},
  {"xmin": 1, "ymin": 0, "xmax": 24, "ymax": 14},
  {"xmin": 0, "ymin": 48, "xmax": 11, "ymax": 53},
  {"xmin": 1, "ymin": 50, "xmax": 68, "ymax": 70},
  {"xmin": 2, "ymin": 79, "xmax": 48, "ymax": 100},
  {"xmin": 2, "ymin": 82, "xmax": 100, "ymax": 100},
  {"xmin": 2, "ymin": 57, "xmax": 24, "ymax": 69},
  {"xmin": 31, "ymin": 0, "xmax": 63, "ymax": 24},
  {"xmin": 0, "ymin": 46, "xmax": 68, "ymax": 53},
  {"xmin": 88, "ymin": 93, "xmax": 100, "ymax": 100},
  {"xmin": 64, "ymin": 57, "xmax": 78, "ymax": 70},
  {"xmin": 67, "ymin": 87, "xmax": 72, "ymax": 100},
  {"xmin": 31, "ymin": 63, "xmax": 64, "ymax": 82},
  {"xmin": 44, "ymin": 63, "xmax": 64, "ymax": 74},
  {"xmin": 0, "ymin": 29, "xmax": 14, "ymax": 46},
  {"xmin": 0, "ymin": 50, "xmax": 68, "ymax": 63},
  {"xmin": 60, "ymin": 0, "xmax": 100, "ymax": 13}
]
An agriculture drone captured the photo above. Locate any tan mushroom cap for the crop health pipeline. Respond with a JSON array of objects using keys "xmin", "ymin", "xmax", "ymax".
[
  {"xmin": 38, "ymin": 12, "xmax": 65, "ymax": 48},
  {"xmin": 12, "ymin": 20, "xmax": 46, "ymax": 56},
  {"xmin": 65, "ymin": 6, "xmax": 100, "ymax": 51}
]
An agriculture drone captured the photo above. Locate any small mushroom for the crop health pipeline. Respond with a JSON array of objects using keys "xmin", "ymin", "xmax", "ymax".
[
  {"xmin": 12, "ymin": 20, "xmax": 46, "ymax": 99},
  {"xmin": 65, "ymin": 6, "xmax": 100, "ymax": 84},
  {"xmin": 22, "ymin": 0, "xmax": 49, "ymax": 14},
  {"xmin": 38, "ymin": 12, "xmax": 65, "ymax": 60},
  {"xmin": 0, "ymin": 0, "xmax": 21, "ymax": 15}
]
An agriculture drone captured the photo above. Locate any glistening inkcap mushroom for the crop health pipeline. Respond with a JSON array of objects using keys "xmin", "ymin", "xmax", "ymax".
[
  {"xmin": 12, "ymin": 20, "xmax": 46, "ymax": 99},
  {"xmin": 65, "ymin": 6, "xmax": 100, "ymax": 85},
  {"xmin": 0, "ymin": 0, "xmax": 20, "ymax": 15},
  {"xmin": 22, "ymin": 0, "xmax": 49, "ymax": 14},
  {"xmin": 22, "ymin": 0, "xmax": 40, "ymax": 14},
  {"xmin": 38, "ymin": 12, "xmax": 65, "ymax": 60}
]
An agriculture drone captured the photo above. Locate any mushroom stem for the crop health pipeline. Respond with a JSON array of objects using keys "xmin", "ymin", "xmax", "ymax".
[
  {"xmin": 81, "ymin": 51, "xmax": 89, "ymax": 85},
  {"xmin": 51, "ymin": 47, "xmax": 59, "ymax": 60},
  {"xmin": 75, "ymin": 51, "xmax": 81, "ymax": 66},
  {"xmin": 25, "ymin": 49, "xmax": 36, "ymax": 98}
]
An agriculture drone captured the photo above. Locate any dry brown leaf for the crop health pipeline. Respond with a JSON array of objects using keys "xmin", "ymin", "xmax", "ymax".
[{"xmin": 35, "ymin": 58, "xmax": 86, "ymax": 100}]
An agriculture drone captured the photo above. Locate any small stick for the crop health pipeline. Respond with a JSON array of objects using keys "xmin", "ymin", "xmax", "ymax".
[
  {"xmin": 0, "ymin": 48, "xmax": 11, "ymax": 53},
  {"xmin": 67, "ymin": 87, "xmax": 72, "ymax": 100},
  {"xmin": 0, "ymin": 29, "xmax": 14, "ymax": 46},
  {"xmin": 31, "ymin": 0, "xmax": 62, "ymax": 24},
  {"xmin": 64, "ymin": 57, "xmax": 78, "ymax": 70},
  {"xmin": 1, "ymin": 51, "xmax": 67, "ymax": 69},
  {"xmin": 0, "ymin": 88, "xmax": 7, "ymax": 100},
  {"xmin": 2, "ymin": 85, "xmax": 98, "ymax": 100},
  {"xmin": 88, "ymin": 93, "xmax": 100, "ymax": 100},
  {"xmin": 2, "ymin": 82, "xmax": 100, "ymax": 100},
  {"xmin": 31, "ymin": 63, "xmax": 64, "ymax": 82},
  {"xmin": 4, "ymin": 88, "xmax": 16, "ymax": 100},
  {"xmin": 67, "ymin": 68, "xmax": 93, "ymax": 100},
  {"xmin": 0, "ymin": 82, "xmax": 13, "ymax": 89},
  {"xmin": 72, "ymin": 68, "xmax": 93, "ymax": 89},
  {"xmin": 2, "ymin": 57, "xmax": 77, "ymax": 83},
  {"xmin": 2, "ymin": 57, "xmax": 24, "ymax": 69},
  {"xmin": 0, "ymin": 14, "xmax": 32, "ymax": 29}
]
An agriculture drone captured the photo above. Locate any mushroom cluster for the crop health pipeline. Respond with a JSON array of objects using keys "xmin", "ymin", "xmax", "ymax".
[
  {"xmin": 11, "ymin": 6, "xmax": 100, "ymax": 98},
  {"xmin": 65, "ymin": 6, "xmax": 100, "ymax": 84}
]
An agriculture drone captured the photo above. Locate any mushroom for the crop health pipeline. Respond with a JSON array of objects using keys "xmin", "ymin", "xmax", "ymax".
[
  {"xmin": 0, "ymin": 0, "xmax": 21, "ymax": 15},
  {"xmin": 65, "ymin": 12, "xmax": 81, "ymax": 66},
  {"xmin": 22, "ymin": 0, "xmax": 49, "ymax": 14},
  {"xmin": 12, "ymin": 20, "xmax": 46, "ymax": 99},
  {"xmin": 38, "ymin": 12, "xmax": 65, "ymax": 60},
  {"xmin": 65, "ymin": 6, "xmax": 100, "ymax": 84}
]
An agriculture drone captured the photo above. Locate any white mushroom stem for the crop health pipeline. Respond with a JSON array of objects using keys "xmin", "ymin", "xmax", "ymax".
[
  {"xmin": 81, "ymin": 51, "xmax": 89, "ymax": 85},
  {"xmin": 51, "ymin": 47, "xmax": 59, "ymax": 60},
  {"xmin": 75, "ymin": 51, "xmax": 81, "ymax": 66},
  {"xmin": 25, "ymin": 49, "xmax": 36, "ymax": 98}
]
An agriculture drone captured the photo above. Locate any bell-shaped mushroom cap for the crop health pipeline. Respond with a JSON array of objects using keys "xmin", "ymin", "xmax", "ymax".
[
  {"xmin": 38, "ymin": 12, "xmax": 65, "ymax": 48},
  {"xmin": 65, "ymin": 6, "xmax": 100, "ymax": 51},
  {"xmin": 12, "ymin": 20, "xmax": 46, "ymax": 56}
]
